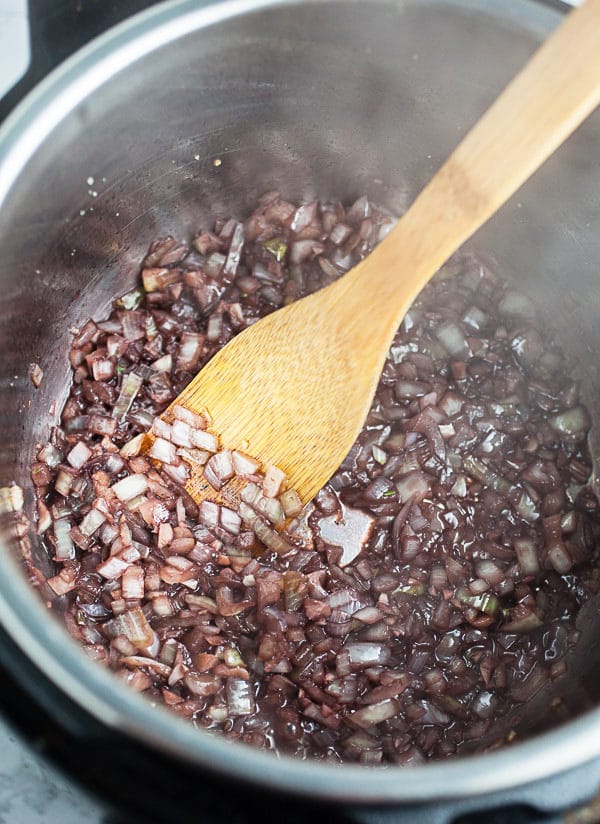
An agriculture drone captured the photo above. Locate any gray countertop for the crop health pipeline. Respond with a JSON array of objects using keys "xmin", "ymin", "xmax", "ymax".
[{"xmin": 0, "ymin": 720, "xmax": 105, "ymax": 824}]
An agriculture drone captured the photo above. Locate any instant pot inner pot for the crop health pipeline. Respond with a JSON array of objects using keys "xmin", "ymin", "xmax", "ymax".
[{"xmin": 1, "ymin": 0, "xmax": 599, "ymax": 754}]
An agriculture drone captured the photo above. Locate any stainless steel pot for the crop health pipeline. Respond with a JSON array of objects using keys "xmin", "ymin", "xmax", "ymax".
[{"xmin": 0, "ymin": 0, "xmax": 599, "ymax": 806}]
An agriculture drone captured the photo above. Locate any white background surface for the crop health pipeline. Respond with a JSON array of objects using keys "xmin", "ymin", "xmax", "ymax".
[{"xmin": 0, "ymin": 0, "xmax": 29, "ymax": 101}]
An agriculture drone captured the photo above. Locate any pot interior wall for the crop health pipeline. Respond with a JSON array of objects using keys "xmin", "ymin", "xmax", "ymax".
[{"xmin": 0, "ymin": 0, "xmax": 599, "ymax": 738}]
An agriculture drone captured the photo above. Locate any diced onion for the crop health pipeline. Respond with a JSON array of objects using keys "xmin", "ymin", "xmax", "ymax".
[
  {"xmin": 112, "ymin": 474, "xmax": 149, "ymax": 502},
  {"xmin": 67, "ymin": 441, "xmax": 92, "ymax": 469},
  {"xmin": 53, "ymin": 518, "xmax": 75, "ymax": 560},
  {"xmin": 150, "ymin": 437, "xmax": 178, "ymax": 465},
  {"xmin": 113, "ymin": 372, "xmax": 143, "ymax": 422}
]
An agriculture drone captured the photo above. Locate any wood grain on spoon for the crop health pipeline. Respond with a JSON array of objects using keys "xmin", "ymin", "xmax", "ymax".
[{"xmin": 151, "ymin": 0, "xmax": 600, "ymax": 508}]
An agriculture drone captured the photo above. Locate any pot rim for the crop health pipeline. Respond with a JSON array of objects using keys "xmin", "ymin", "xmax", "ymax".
[{"xmin": 0, "ymin": 0, "xmax": 598, "ymax": 804}]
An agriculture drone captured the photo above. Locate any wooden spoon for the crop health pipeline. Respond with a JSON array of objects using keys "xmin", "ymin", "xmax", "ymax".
[{"xmin": 152, "ymin": 0, "xmax": 600, "ymax": 508}]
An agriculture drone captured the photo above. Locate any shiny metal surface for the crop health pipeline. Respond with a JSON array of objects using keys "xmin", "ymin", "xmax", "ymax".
[{"xmin": 0, "ymin": 0, "xmax": 599, "ymax": 803}]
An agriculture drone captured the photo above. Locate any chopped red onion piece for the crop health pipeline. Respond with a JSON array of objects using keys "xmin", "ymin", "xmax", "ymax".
[
  {"xmin": 191, "ymin": 429, "xmax": 218, "ymax": 451},
  {"xmin": 469, "ymin": 578, "xmax": 489, "ymax": 595},
  {"xmin": 54, "ymin": 469, "xmax": 75, "ymax": 497},
  {"xmin": 263, "ymin": 464, "xmax": 286, "ymax": 498},
  {"xmin": 205, "ymin": 252, "xmax": 226, "ymax": 278},
  {"xmin": 150, "ymin": 437, "xmax": 178, "ymax": 465},
  {"xmin": 239, "ymin": 502, "xmax": 260, "ymax": 529},
  {"xmin": 120, "ymin": 656, "xmax": 172, "ymax": 678},
  {"xmin": 36, "ymin": 500, "xmax": 52, "ymax": 534},
  {"xmin": 319, "ymin": 503, "xmax": 374, "ymax": 567},
  {"xmin": 79, "ymin": 508, "xmax": 106, "ymax": 537},
  {"xmin": 199, "ymin": 501, "xmax": 220, "ymax": 528},
  {"xmin": 113, "ymin": 372, "xmax": 143, "ymax": 422},
  {"xmin": 112, "ymin": 474, "xmax": 149, "ymax": 502},
  {"xmin": 351, "ymin": 699, "xmax": 399, "ymax": 729},
  {"xmin": 177, "ymin": 333, "xmax": 203, "ymax": 371},
  {"xmin": 346, "ymin": 196, "xmax": 371, "ymax": 225},
  {"xmin": 165, "ymin": 555, "xmax": 193, "ymax": 572},
  {"xmin": 548, "ymin": 406, "xmax": 590, "ymax": 437},
  {"xmin": 105, "ymin": 454, "xmax": 125, "ymax": 475},
  {"xmin": 220, "ymin": 507, "xmax": 241, "ymax": 535},
  {"xmin": 157, "ymin": 522, "xmax": 173, "ymax": 549},
  {"xmin": 97, "ymin": 555, "xmax": 130, "ymax": 580},
  {"xmin": 241, "ymin": 483, "xmax": 261, "ymax": 506},
  {"xmin": 152, "ymin": 594, "xmax": 174, "ymax": 617},
  {"xmin": 53, "ymin": 518, "xmax": 75, "ymax": 560},
  {"xmin": 142, "ymin": 267, "xmax": 182, "ymax": 293},
  {"xmin": 232, "ymin": 451, "xmax": 261, "ymax": 476},
  {"xmin": 475, "ymin": 560, "xmax": 505, "ymax": 586},
  {"xmin": 411, "ymin": 411, "xmax": 446, "ymax": 462},
  {"xmin": 170, "ymin": 420, "xmax": 193, "ymax": 448},
  {"xmin": 280, "ymin": 488, "xmax": 303, "ymax": 518},
  {"xmin": 47, "ymin": 567, "xmax": 78, "ymax": 595},
  {"xmin": 67, "ymin": 441, "xmax": 92, "ymax": 469},
  {"xmin": 106, "ymin": 607, "xmax": 154, "ymax": 649},
  {"xmin": 289, "ymin": 240, "xmax": 324, "ymax": 264},
  {"xmin": 291, "ymin": 201, "xmax": 318, "ymax": 233},
  {"xmin": 514, "ymin": 538, "xmax": 540, "ymax": 576},
  {"xmin": 72, "ymin": 319, "xmax": 99, "ymax": 347},
  {"xmin": 353, "ymin": 606, "xmax": 383, "ymax": 625},
  {"xmin": 502, "ymin": 606, "xmax": 544, "ymax": 633},
  {"xmin": 372, "ymin": 445, "xmax": 387, "ymax": 465},
  {"xmin": 254, "ymin": 495, "xmax": 285, "ymax": 527},
  {"xmin": 462, "ymin": 305, "xmax": 489, "ymax": 331},
  {"xmin": 38, "ymin": 443, "xmax": 64, "ymax": 468},
  {"xmin": 161, "ymin": 462, "xmax": 190, "ymax": 485},
  {"xmin": 176, "ymin": 447, "xmax": 209, "ymax": 468},
  {"xmin": 332, "ymin": 250, "xmax": 354, "ymax": 271},
  {"xmin": 252, "ymin": 261, "xmax": 278, "ymax": 282},
  {"xmin": 173, "ymin": 404, "xmax": 206, "ymax": 428},
  {"xmin": 226, "ymin": 677, "xmax": 255, "ymax": 716},
  {"xmin": 92, "ymin": 358, "xmax": 116, "ymax": 382},
  {"xmin": 395, "ymin": 471, "xmax": 431, "ymax": 504},
  {"xmin": 204, "ymin": 450, "xmax": 234, "ymax": 489},
  {"xmin": 206, "ymin": 314, "xmax": 223, "ymax": 343},
  {"xmin": 222, "ymin": 223, "xmax": 244, "ymax": 281},
  {"xmin": 193, "ymin": 230, "xmax": 222, "ymax": 255},
  {"xmin": 498, "ymin": 290, "xmax": 536, "ymax": 319},
  {"xmin": 121, "ymin": 565, "xmax": 145, "ymax": 599},
  {"xmin": 253, "ymin": 516, "xmax": 293, "ymax": 555},
  {"xmin": 435, "ymin": 321, "xmax": 469, "ymax": 357},
  {"xmin": 152, "ymin": 354, "xmax": 173, "ymax": 372},
  {"xmin": 89, "ymin": 415, "xmax": 117, "ymax": 437},
  {"xmin": 548, "ymin": 543, "xmax": 573, "ymax": 574},
  {"xmin": 329, "ymin": 222, "xmax": 352, "ymax": 246},
  {"xmin": 120, "ymin": 433, "xmax": 145, "ymax": 458},
  {"xmin": 344, "ymin": 642, "xmax": 390, "ymax": 668}
]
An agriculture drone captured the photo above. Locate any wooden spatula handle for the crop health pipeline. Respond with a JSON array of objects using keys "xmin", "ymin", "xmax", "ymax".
[{"xmin": 361, "ymin": 0, "xmax": 600, "ymax": 317}]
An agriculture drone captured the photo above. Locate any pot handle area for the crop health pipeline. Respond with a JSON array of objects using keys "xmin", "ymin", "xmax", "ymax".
[
  {"xmin": 351, "ymin": 803, "xmax": 563, "ymax": 824},
  {"xmin": 348, "ymin": 762, "xmax": 600, "ymax": 824}
]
